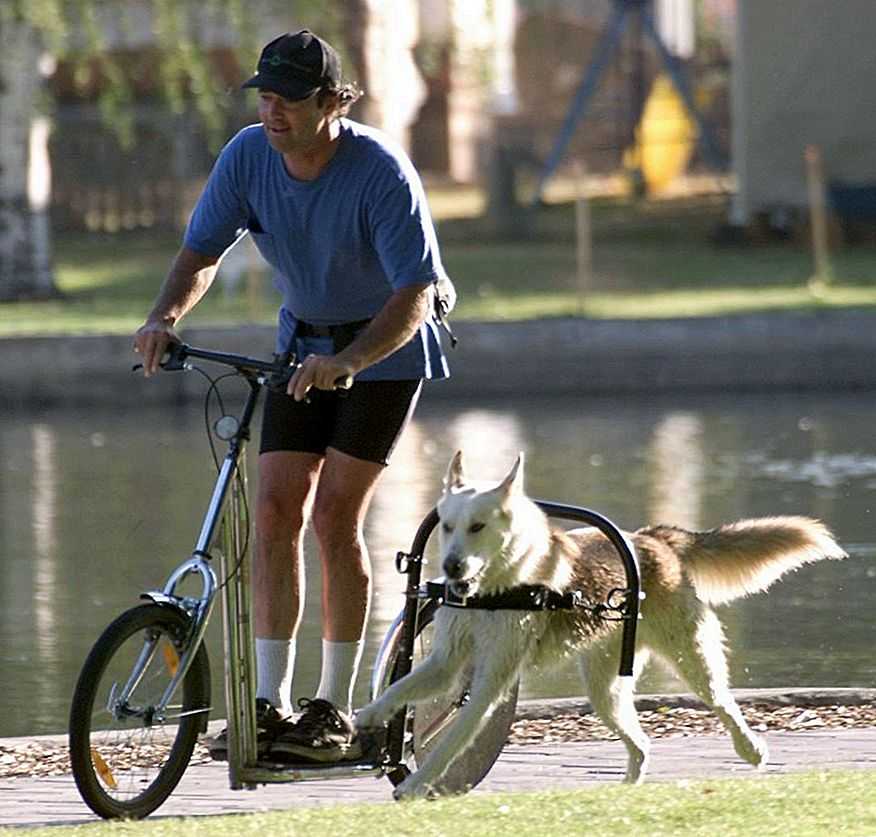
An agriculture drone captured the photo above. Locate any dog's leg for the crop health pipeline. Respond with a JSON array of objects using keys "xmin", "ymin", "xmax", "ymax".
[
  {"xmin": 393, "ymin": 632, "xmax": 528, "ymax": 800},
  {"xmin": 356, "ymin": 637, "xmax": 468, "ymax": 731},
  {"xmin": 581, "ymin": 636, "xmax": 651, "ymax": 783},
  {"xmin": 650, "ymin": 604, "xmax": 768, "ymax": 769}
]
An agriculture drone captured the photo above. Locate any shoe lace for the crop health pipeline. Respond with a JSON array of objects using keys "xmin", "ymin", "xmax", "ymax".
[
  {"xmin": 255, "ymin": 699, "xmax": 291, "ymax": 731},
  {"xmin": 294, "ymin": 698, "xmax": 345, "ymax": 736}
]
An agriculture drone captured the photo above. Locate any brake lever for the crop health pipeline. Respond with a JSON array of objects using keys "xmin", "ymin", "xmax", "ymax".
[
  {"xmin": 161, "ymin": 342, "xmax": 189, "ymax": 371},
  {"xmin": 131, "ymin": 342, "xmax": 188, "ymax": 374},
  {"xmin": 266, "ymin": 351, "xmax": 298, "ymax": 393},
  {"xmin": 267, "ymin": 365, "xmax": 353, "ymax": 399},
  {"xmin": 289, "ymin": 377, "xmax": 354, "ymax": 403}
]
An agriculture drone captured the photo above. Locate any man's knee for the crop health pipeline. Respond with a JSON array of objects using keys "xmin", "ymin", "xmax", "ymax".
[
  {"xmin": 257, "ymin": 478, "xmax": 308, "ymax": 536},
  {"xmin": 256, "ymin": 454, "xmax": 320, "ymax": 535},
  {"xmin": 311, "ymin": 490, "xmax": 360, "ymax": 551}
]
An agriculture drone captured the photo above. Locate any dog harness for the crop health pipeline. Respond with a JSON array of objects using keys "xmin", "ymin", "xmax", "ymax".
[{"xmin": 423, "ymin": 579, "xmax": 630, "ymax": 619}]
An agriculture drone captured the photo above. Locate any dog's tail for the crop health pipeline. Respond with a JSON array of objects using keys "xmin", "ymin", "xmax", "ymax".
[{"xmin": 646, "ymin": 516, "xmax": 847, "ymax": 605}]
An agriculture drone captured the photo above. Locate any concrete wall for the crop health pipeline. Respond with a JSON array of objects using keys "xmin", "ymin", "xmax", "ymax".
[
  {"xmin": 732, "ymin": 0, "xmax": 876, "ymax": 223},
  {"xmin": 3, "ymin": 312, "xmax": 875, "ymax": 408}
]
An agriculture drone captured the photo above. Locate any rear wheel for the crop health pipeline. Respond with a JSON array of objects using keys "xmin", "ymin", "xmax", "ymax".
[
  {"xmin": 373, "ymin": 599, "xmax": 518, "ymax": 794},
  {"xmin": 68, "ymin": 604, "xmax": 211, "ymax": 819}
]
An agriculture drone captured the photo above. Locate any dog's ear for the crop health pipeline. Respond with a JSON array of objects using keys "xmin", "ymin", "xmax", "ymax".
[
  {"xmin": 497, "ymin": 451, "xmax": 525, "ymax": 497},
  {"xmin": 443, "ymin": 450, "xmax": 466, "ymax": 490}
]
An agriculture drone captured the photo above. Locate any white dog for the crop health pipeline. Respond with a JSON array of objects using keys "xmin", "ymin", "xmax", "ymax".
[{"xmin": 356, "ymin": 451, "xmax": 847, "ymax": 799}]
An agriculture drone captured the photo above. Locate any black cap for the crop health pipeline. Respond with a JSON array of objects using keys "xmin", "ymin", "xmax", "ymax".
[{"xmin": 241, "ymin": 31, "xmax": 341, "ymax": 101}]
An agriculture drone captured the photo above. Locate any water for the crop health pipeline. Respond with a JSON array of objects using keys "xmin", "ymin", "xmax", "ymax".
[{"xmin": 2, "ymin": 388, "xmax": 875, "ymax": 737}]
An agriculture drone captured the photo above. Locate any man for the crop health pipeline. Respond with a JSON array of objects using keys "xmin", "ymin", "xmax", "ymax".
[{"xmin": 134, "ymin": 30, "xmax": 453, "ymax": 763}]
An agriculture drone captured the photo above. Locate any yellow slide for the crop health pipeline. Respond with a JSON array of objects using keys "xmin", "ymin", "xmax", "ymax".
[{"xmin": 624, "ymin": 73, "xmax": 708, "ymax": 194}]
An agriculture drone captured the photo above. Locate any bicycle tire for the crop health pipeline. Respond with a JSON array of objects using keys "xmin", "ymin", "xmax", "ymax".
[
  {"xmin": 373, "ymin": 599, "xmax": 519, "ymax": 794},
  {"xmin": 69, "ymin": 603, "xmax": 211, "ymax": 819}
]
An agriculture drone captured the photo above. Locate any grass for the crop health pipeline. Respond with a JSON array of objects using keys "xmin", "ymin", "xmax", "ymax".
[
  {"xmin": 5, "ymin": 770, "xmax": 876, "ymax": 836},
  {"xmin": 0, "ymin": 230, "xmax": 265, "ymax": 337},
  {"xmin": 2, "ymin": 189, "xmax": 876, "ymax": 336}
]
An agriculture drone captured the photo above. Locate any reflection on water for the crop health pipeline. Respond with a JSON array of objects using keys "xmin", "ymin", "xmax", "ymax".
[
  {"xmin": 2, "ymin": 389, "xmax": 875, "ymax": 737},
  {"xmin": 647, "ymin": 412, "xmax": 704, "ymax": 530}
]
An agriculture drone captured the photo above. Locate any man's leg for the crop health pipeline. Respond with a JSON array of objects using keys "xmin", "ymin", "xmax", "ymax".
[
  {"xmin": 268, "ymin": 449, "xmax": 383, "ymax": 763},
  {"xmin": 253, "ymin": 450, "xmax": 323, "ymax": 716},
  {"xmin": 269, "ymin": 379, "xmax": 421, "ymax": 762},
  {"xmin": 310, "ymin": 447, "xmax": 385, "ymax": 711},
  {"xmin": 206, "ymin": 449, "xmax": 323, "ymax": 760}
]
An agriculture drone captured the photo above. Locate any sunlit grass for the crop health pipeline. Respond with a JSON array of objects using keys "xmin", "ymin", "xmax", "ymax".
[
  {"xmin": 9, "ymin": 770, "xmax": 876, "ymax": 837},
  {"xmin": 457, "ymin": 284, "xmax": 876, "ymax": 321},
  {"xmin": 2, "ymin": 192, "xmax": 875, "ymax": 336},
  {"xmin": 425, "ymin": 181, "xmax": 486, "ymax": 220}
]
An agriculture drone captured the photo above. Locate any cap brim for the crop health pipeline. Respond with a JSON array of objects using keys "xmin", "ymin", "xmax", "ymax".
[{"xmin": 241, "ymin": 73, "xmax": 319, "ymax": 101}]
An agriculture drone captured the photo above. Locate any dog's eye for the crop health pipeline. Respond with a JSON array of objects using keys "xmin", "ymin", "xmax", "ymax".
[
  {"xmin": 442, "ymin": 522, "xmax": 454, "ymax": 533},
  {"xmin": 468, "ymin": 522, "xmax": 485, "ymax": 534}
]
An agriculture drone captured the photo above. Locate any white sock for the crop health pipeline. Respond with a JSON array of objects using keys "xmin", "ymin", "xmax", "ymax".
[
  {"xmin": 314, "ymin": 639, "xmax": 364, "ymax": 715},
  {"xmin": 256, "ymin": 637, "xmax": 296, "ymax": 718}
]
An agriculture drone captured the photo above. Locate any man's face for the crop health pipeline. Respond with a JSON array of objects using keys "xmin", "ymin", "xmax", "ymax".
[{"xmin": 257, "ymin": 90, "xmax": 333, "ymax": 154}]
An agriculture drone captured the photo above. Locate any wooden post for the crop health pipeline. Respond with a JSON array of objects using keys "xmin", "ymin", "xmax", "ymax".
[
  {"xmin": 805, "ymin": 144, "xmax": 833, "ymax": 292},
  {"xmin": 574, "ymin": 160, "xmax": 593, "ymax": 314}
]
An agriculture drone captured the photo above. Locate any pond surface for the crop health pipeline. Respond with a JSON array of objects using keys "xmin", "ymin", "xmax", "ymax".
[{"xmin": 2, "ymin": 388, "xmax": 875, "ymax": 737}]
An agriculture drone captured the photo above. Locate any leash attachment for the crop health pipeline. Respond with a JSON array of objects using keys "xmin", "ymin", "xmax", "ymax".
[{"xmin": 395, "ymin": 550, "xmax": 420, "ymax": 576}]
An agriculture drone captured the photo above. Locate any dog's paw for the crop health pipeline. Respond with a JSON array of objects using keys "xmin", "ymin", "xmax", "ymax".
[
  {"xmin": 735, "ymin": 732, "xmax": 768, "ymax": 769},
  {"xmin": 623, "ymin": 757, "xmax": 649, "ymax": 785},
  {"xmin": 750, "ymin": 737, "xmax": 769, "ymax": 770},
  {"xmin": 354, "ymin": 703, "xmax": 388, "ymax": 732},
  {"xmin": 622, "ymin": 743, "xmax": 649, "ymax": 784},
  {"xmin": 392, "ymin": 775, "xmax": 437, "ymax": 801}
]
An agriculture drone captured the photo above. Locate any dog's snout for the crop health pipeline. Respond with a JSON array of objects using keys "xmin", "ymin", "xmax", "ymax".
[{"xmin": 443, "ymin": 552, "xmax": 464, "ymax": 579}]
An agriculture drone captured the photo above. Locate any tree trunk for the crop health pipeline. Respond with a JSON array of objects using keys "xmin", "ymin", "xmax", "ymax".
[
  {"xmin": 344, "ymin": 0, "xmax": 426, "ymax": 152},
  {"xmin": 0, "ymin": 14, "xmax": 56, "ymax": 300}
]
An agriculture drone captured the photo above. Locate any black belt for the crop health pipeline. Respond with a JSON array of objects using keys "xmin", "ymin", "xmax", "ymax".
[{"xmin": 296, "ymin": 319, "xmax": 371, "ymax": 350}]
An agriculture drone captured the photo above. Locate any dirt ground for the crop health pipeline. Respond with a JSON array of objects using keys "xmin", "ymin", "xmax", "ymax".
[{"xmin": 4, "ymin": 701, "xmax": 875, "ymax": 779}]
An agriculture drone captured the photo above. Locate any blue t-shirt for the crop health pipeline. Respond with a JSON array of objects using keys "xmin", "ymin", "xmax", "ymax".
[{"xmin": 184, "ymin": 119, "xmax": 449, "ymax": 381}]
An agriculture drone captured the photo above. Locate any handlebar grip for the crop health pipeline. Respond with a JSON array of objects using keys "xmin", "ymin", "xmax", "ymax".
[
  {"xmin": 334, "ymin": 375, "xmax": 354, "ymax": 391},
  {"xmin": 160, "ymin": 342, "xmax": 188, "ymax": 371}
]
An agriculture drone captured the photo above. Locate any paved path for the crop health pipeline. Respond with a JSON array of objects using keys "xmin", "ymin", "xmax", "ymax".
[{"xmin": 3, "ymin": 728, "xmax": 875, "ymax": 828}]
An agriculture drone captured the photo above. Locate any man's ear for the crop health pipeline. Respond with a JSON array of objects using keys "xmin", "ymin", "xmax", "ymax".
[
  {"xmin": 443, "ymin": 450, "xmax": 466, "ymax": 490},
  {"xmin": 316, "ymin": 88, "xmax": 340, "ymax": 115}
]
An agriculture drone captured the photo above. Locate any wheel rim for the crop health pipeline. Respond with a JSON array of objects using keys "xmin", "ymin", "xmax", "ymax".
[{"xmin": 75, "ymin": 613, "xmax": 199, "ymax": 813}]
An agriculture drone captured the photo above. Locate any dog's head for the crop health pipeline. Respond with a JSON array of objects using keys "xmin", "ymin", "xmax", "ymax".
[{"xmin": 436, "ymin": 450, "xmax": 545, "ymax": 597}]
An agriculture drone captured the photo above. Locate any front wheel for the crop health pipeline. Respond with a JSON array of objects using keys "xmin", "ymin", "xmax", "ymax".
[
  {"xmin": 68, "ymin": 603, "xmax": 211, "ymax": 819},
  {"xmin": 372, "ymin": 599, "xmax": 518, "ymax": 795}
]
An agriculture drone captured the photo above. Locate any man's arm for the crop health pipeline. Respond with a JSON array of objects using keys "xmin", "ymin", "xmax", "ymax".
[
  {"xmin": 288, "ymin": 281, "xmax": 432, "ymax": 401},
  {"xmin": 133, "ymin": 246, "xmax": 221, "ymax": 376}
]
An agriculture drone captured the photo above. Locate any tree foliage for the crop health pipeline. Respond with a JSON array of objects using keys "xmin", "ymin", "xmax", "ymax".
[
  {"xmin": 0, "ymin": 1, "xmax": 359, "ymax": 300},
  {"xmin": 0, "ymin": 0, "xmax": 346, "ymax": 150}
]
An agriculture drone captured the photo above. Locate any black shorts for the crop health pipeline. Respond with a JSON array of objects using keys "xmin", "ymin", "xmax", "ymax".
[{"xmin": 259, "ymin": 379, "xmax": 423, "ymax": 465}]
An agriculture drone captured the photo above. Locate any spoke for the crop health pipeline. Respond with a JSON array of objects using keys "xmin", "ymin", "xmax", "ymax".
[{"xmin": 417, "ymin": 703, "xmax": 461, "ymax": 747}]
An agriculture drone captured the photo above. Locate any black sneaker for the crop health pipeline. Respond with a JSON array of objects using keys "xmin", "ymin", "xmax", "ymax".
[
  {"xmin": 206, "ymin": 698, "xmax": 292, "ymax": 762},
  {"xmin": 270, "ymin": 698, "xmax": 362, "ymax": 763}
]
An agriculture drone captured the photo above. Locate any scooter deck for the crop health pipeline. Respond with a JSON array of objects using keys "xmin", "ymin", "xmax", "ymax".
[{"xmin": 237, "ymin": 758, "xmax": 387, "ymax": 785}]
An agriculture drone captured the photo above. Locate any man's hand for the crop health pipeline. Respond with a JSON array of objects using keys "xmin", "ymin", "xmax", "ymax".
[
  {"xmin": 132, "ymin": 246, "xmax": 220, "ymax": 377},
  {"xmin": 133, "ymin": 319, "xmax": 180, "ymax": 377},
  {"xmin": 288, "ymin": 353, "xmax": 355, "ymax": 401}
]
